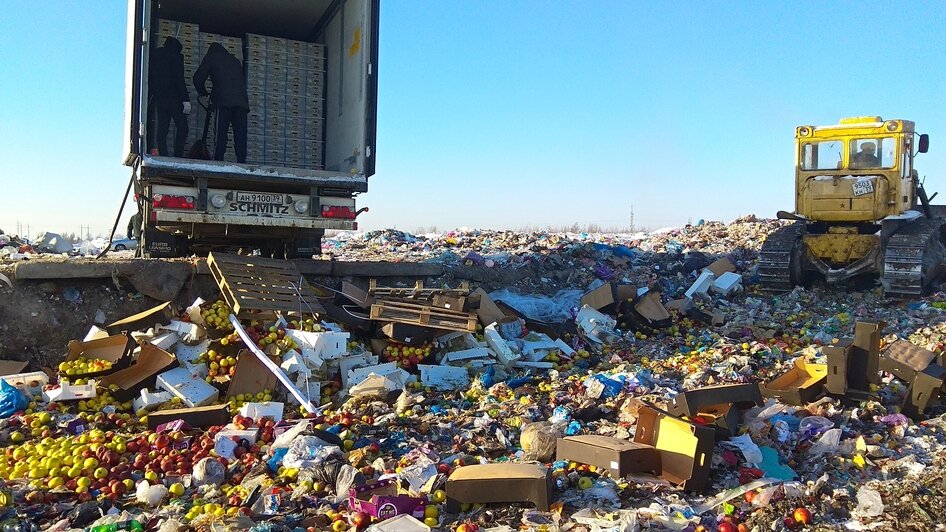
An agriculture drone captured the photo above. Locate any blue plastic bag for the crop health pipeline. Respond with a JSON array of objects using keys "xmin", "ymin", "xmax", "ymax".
[{"xmin": 0, "ymin": 380, "xmax": 27, "ymax": 419}]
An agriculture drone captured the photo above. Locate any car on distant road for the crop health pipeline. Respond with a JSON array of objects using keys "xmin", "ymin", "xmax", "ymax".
[{"xmin": 110, "ymin": 238, "xmax": 138, "ymax": 251}]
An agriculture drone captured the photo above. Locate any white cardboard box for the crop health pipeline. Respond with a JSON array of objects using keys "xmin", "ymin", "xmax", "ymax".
[{"xmin": 157, "ymin": 367, "xmax": 218, "ymax": 407}]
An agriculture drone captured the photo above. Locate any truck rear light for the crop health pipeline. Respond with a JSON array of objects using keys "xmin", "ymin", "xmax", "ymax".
[
  {"xmin": 321, "ymin": 205, "xmax": 356, "ymax": 219},
  {"xmin": 152, "ymin": 194, "xmax": 195, "ymax": 210}
]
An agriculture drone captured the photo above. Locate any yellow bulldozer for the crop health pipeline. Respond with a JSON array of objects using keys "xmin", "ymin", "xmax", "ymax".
[{"xmin": 759, "ymin": 116, "xmax": 946, "ymax": 297}]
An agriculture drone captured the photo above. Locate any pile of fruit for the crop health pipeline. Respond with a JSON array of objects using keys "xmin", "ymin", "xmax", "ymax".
[
  {"xmin": 57, "ymin": 357, "xmax": 113, "ymax": 376},
  {"xmin": 381, "ymin": 342, "xmax": 432, "ymax": 369},
  {"xmin": 199, "ymin": 300, "xmax": 234, "ymax": 332}
]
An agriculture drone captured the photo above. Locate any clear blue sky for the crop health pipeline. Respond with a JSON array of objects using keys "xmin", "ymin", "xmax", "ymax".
[{"xmin": 2, "ymin": 2, "xmax": 946, "ymax": 238}]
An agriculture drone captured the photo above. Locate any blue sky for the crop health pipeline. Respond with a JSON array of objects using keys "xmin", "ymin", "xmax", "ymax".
[{"xmin": 2, "ymin": 2, "xmax": 946, "ymax": 237}]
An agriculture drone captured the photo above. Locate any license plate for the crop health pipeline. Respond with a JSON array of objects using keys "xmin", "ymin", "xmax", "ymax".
[
  {"xmin": 852, "ymin": 180, "xmax": 874, "ymax": 196},
  {"xmin": 236, "ymin": 192, "xmax": 284, "ymax": 204}
]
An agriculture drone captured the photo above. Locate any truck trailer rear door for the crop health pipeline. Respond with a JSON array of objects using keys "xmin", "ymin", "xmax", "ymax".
[
  {"xmin": 122, "ymin": 0, "xmax": 151, "ymax": 165},
  {"xmin": 322, "ymin": 0, "xmax": 379, "ymax": 178}
]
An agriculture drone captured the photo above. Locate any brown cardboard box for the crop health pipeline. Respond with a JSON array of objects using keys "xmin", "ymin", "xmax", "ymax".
[
  {"xmin": 824, "ymin": 340, "xmax": 870, "ymax": 395},
  {"xmin": 64, "ymin": 334, "xmax": 135, "ymax": 378},
  {"xmin": 581, "ymin": 283, "xmax": 637, "ymax": 312},
  {"xmin": 470, "ymin": 288, "xmax": 510, "ymax": 327},
  {"xmin": 760, "ymin": 359, "xmax": 827, "ymax": 405},
  {"xmin": 0, "ymin": 361, "xmax": 28, "ymax": 376},
  {"xmin": 225, "ymin": 351, "xmax": 280, "ymax": 399},
  {"xmin": 881, "ymin": 341, "xmax": 936, "ymax": 384},
  {"xmin": 432, "ymin": 294, "xmax": 466, "ymax": 311},
  {"xmin": 146, "ymin": 404, "xmax": 230, "ymax": 430},
  {"xmin": 706, "ymin": 258, "xmax": 737, "ymax": 277},
  {"xmin": 99, "ymin": 343, "xmax": 178, "ymax": 401},
  {"xmin": 337, "ymin": 281, "xmax": 374, "ymax": 308},
  {"xmin": 902, "ymin": 363, "xmax": 946, "ymax": 418},
  {"xmin": 667, "ymin": 383, "xmax": 763, "ymax": 439},
  {"xmin": 556, "ymin": 435, "xmax": 660, "ymax": 478},
  {"xmin": 380, "ymin": 322, "xmax": 436, "ymax": 346},
  {"xmin": 853, "ymin": 320, "xmax": 885, "ymax": 385},
  {"xmin": 105, "ymin": 302, "xmax": 175, "ymax": 335},
  {"xmin": 633, "ymin": 291, "xmax": 671, "ymax": 327},
  {"xmin": 633, "ymin": 404, "xmax": 715, "ymax": 492},
  {"xmin": 445, "ymin": 463, "xmax": 552, "ymax": 512}
]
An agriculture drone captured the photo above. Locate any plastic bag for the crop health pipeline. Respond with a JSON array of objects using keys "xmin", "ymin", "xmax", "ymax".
[
  {"xmin": 0, "ymin": 380, "xmax": 28, "ymax": 419},
  {"xmin": 135, "ymin": 481, "xmax": 167, "ymax": 506},
  {"xmin": 807, "ymin": 428, "xmax": 841, "ymax": 457},
  {"xmin": 520, "ymin": 422, "xmax": 563, "ymax": 462},
  {"xmin": 299, "ymin": 461, "xmax": 366, "ymax": 504},
  {"xmin": 853, "ymin": 487, "xmax": 884, "ymax": 518},
  {"xmin": 489, "ymin": 289, "xmax": 583, "ymax": 323},
  {"xmin": 282, "ymin": 435, "xmax": 342, "ymax": 468},
  {"xmin": 193, "ymin": 457, "xmax": 225, "ymax": 487},
  {"xmin": 571, "ymin": 508, "xmax": 638, "ymax": 532},
  {"xmin": 798, "ymin": 416, "xmax": 834, "ymax": 438}
]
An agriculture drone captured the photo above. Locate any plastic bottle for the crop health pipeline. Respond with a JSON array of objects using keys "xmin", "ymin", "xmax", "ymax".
[{"xmin": 88, "ymin": 520, "xmax": 143, "ymax": 532}]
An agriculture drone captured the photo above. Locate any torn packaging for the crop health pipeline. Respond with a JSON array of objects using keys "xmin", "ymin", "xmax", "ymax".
[
  {"xmin": 470, "ymin": 288, "xmax": 510, "ymax": 327},
  {"xmin": 445, "ymin": 463, "xmax": 553, "ymax": 512},
  {"xmin": 349, "ymin": 479, "xmax": 426, "ymax": 520},
  {"xmin": 853, "ymin": 320, "xmax": 884, "ymax": 385},
  {"xmin": 225, "ymin": 351, "xmax": 281, "ymax": 399},
  {"xmin": 99, "ymin": 343, "xmax": 178, "ymax": 401},
  {"xmin": 631, "ymin": 291, "xmax": 671, "ymax": 328},
  {"xmin": 556, "ymin": 435, "xmax": 660, "ymax": 478},
  {"xmin": 881, "ymin": 340, "xmax": 937, "ymax": 384},
  {"xmin": 633, "ymin": 404, "xmax": 714, "ymax": 492},
  {"xmin": 760, "ymin": 359, "xmax": 827, "ymax": 406},
  {"xmin": 901, "ymin": 363, "xmax": 946, "ymax": 417},
  {"xmin": 667, "ymin": 383, "xmax": 763, "ymax": 439},
  {"xmin": 580, "ymin": 282, "xmax": 637, "ymax": 312}
]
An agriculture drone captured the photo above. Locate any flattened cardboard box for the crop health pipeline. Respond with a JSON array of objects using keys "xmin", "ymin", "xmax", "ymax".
[
  {"xmin": 581, "ymin": 283, "xmax": 637, "ymax": 312},
  {"xmin": 445, "ymin": 463, "xmax": 552, "ymax": 512},
  {"xmin": 470, "ymin": 288, "xmax": 510, "ymax": 327},
  {"xmin": 706, "ymin": 257, "xmax": 737, "ymax": 277},
  {"xmin": 632, "ymin": 291, "xmax": 671, "ymax": 327},
  {"xmin": 881, "ymin": 340, "xmax": 936, "ymax": 384},
  {"xmin": 146, "ymin": 404, "xmax": 230, "ymax": 430},
  {"xmin": 556, "ymin": 435, "xmax": 660, "ymax": 479},
  {"xmin": 760, "ymin": 359, "xmax": 827, "ymax": 406},
  {"xmin": 853, "ymin": 320, "xmax": 884, "ymax": 385},
  {"xmin": 901, "ymin": 363, "xmax": 946, "ymax": 418},
  {"xmin": 634, "ymin": 404, "xmax": 714, "ymax": 492},
  {"xmin": 105, "ymin": 302, "xmax": 175, "ymax": 335},
  {"xmin": 99, "ymin": 343, "xmax": 179, "ymax": 401}
]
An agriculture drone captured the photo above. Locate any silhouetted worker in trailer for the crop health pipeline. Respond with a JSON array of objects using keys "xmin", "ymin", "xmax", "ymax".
[
  {"xmin": 149, "ymin": 36, "xmax": 191, "ymax": 157},
  {"xmin": 193, "ymin": 43, "xmax": 249, "ymax": 163}
]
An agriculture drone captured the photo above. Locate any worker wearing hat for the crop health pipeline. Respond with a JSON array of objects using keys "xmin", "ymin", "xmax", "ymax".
[{"xmin": 852, "ymin": 141, "xmax": 880, "ymax": 168}]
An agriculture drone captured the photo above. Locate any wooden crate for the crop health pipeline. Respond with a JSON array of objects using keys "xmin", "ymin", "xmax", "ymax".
[
  {"xmin": 368, "ymin": 279, "xmax": 470, "ymax": 302},
  {"xmin": 207, "ymin": 252, "xmax": 324, "ymax": 319},
  {"xmin": 369, "ymin": 300, "xmax": 477, "ymax": 332}
]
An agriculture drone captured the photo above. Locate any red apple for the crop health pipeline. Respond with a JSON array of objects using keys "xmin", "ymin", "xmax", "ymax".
[{"xmin": 793, "ymin": 507, "xmax": 811, "ymax": 526}]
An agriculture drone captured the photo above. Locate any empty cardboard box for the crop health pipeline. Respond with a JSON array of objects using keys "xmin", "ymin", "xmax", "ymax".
[
  {"xmin": 105, "ymin": 302, "xmax": 175, "ymax": 335},
  {"xmin": 99, "ymin": 343, "xmax": 179, "ymax": 401},
  {"xmin": 824, "ymin": 339, "xmax": 870, "ymax": 395},
  {"xmin": 881, "ymin": 340, "xmax": 936, "ymax": 384},
  {"xmin": 760, "ymin": 359, "xmax": 827, "ymax": 405},
  {"xmin": 556, "ymin": 435, "xmax": 660, "ymax": 478},
  {"xmin": 581, "ymin": 283, "xmax": 637, "ymax": 313},
  {"xmin": 901, "ymin": 363, "xmax": 946, "ymax": 418},
  {"xmin": 146, "ymin": 404, "xmax": 230, "ymax": 430},
  {"xmin": 853, "ymin": 320, "xmax": 885, "ymax": 385},
  {"xmin": 445, "ymin": 463, "xmax": 552, "ymax": 512},
  {"xmin": 380, "ymin": 323, "xmax": 436, "ymax": 346},
  {"xmin": 706, "ymin": 257, "xmax": 737, "ymax": 277},
  {"xmin": 633, "ymin": 404, "xmax": 715, "ymax": 492},
  {"xmin": 633, "ymin": 291, "xmax": 671, "ymax": 327},
  {"xmin": 667, "ymin": 383, "xmax": 763, "ymax": 439}
]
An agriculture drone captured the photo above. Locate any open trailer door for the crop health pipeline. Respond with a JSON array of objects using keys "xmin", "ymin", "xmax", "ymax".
[
  {"xmin": 122, "ymin": 0, "xmax": 150, "ymax": 166},
  {"xmin": 322, "ymin": 0, "xmax": 379, "ymax": 178}
]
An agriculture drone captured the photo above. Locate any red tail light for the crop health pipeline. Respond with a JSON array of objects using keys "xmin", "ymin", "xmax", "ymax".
[
  {"xmin": 321, "ymin": 205, "xmax": 356, "ymax": 219},
  {"xmin": 152, "ymin": 194, "xmax": 195, "ymax": 209}
]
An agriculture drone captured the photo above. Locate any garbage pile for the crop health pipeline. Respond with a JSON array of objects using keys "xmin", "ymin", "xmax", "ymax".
[
  {"xmin": 0, "ymin": 229, "xmax": 945, "ymax": 530},
  {"xmin": 0, "ymin": 229, "xmax": 34, "ymax": 262}
]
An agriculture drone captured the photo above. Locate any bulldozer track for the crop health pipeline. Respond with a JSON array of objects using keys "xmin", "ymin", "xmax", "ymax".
[
  {"xmin": 882, "ymin": 217, "xmax": 946, "ymax": 298},
  {"xmin": 758, "ymin": 222, "xmax": 804, "ymax": 292}
]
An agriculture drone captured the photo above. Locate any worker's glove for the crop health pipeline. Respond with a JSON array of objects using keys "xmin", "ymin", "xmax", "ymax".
[{"xmin": 182, "ymin": 102, "xmax": 192, "ymax": 115}]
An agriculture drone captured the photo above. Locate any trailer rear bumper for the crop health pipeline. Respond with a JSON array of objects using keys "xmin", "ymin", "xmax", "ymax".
[{"xmin": 153, "ymin": 210, "xmax": 355, "ymax": 230}]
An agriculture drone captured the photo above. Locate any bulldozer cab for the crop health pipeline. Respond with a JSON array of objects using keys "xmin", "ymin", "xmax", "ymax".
[{"xmin": 795, "ymin": 117, "xmax": 927, "ymax": 222}]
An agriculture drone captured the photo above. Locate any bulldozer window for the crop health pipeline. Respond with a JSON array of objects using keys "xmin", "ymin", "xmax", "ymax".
[
  {"xmin": 850, "ymin": 138, "xmax": 895, "ymax": 169},
  {"xmin": 801, "ymin": 141, "xmax": 842, "ymax": 170}
]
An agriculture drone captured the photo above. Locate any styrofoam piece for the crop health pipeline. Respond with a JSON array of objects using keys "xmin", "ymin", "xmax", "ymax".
[
  {"xmin": 347, "ymin": 362, "xmax": 398, "ymax": 389},
  {"xmin": 576, "ymin": 305, "xmax": 618, "ymax": 344},
  {"xmin": 286, "ymin": 330, "xmax": 350, "ymax": 361},
  {"xmin": 281, "ymin": 350, "xmax": 312, "ymax": 377},
  {"xmin": 685, "ymin": 270, "xmax": 715, "ymax": 299},
  {"xmin": 132, "ymin": 389, "xmax": 173, "ymax": 413},
  {"xmin": 2, "ymin": 372, "xmax": 49, "ymax": 397},
  {"xmin": 521, "ymin": 334, "xmax": 557, "ymax": 362},
  {"xmin": 711, "ymin": 272, "xmax": 743, "ymax": 296},
  {"xmin": 349, "ymin": 371, "xmax": 411, "ymax": 397},
  {"xmin": 367, "ymin": 514, "xmax": 430, "ymax": 532},
  {"xmin": 443, "ymin": 347, "xmax": 492, "ymax": 363},
  {"xmin": 419, "ymin": 364, "xmax": 470, "ymax": 390},
  {"xmin": 554, "ymin": 338, "xmax": 576, "ymax": 357},
  {"xmin": 185, "ymin": 298, "xmax": 206, "ymax": 325},
  {"xmin": 240, "ymin": 401, "xmax": 285, "ymax": 422},
  {"xmin": 83, "ymin": 326, "xmax": 109, "ymax": 342},
  {"xmin": 484, "ymin": 325, "xmax": 519, "ymax": 366},
  {"xmin": 148, "ymin": 331, "xmax": 180, "ymax": 352},
  {"xmin": 338, "ymin": 354, "xmax": 379, "ymax": 387},
  {"xmin": 159, "ymin": 320, "xmax": 206, "ymax": 343},
  {"xmin": 434, "ymin": 331, "xmax": 465, "ymax": 346},
  {"xmin": 156, "ymin": 367, "xmax": 218, "ymax": 407},
  {"xmin": 512, "ymin": 361, "xmax": 556, "ymax": 369},
  {"xmin": 174, "ymin": 339, "xmax": 210, "ymax": 366},
  {"xmin": 43, "ymin": 380, "xmax": 97, "ymax": 402}
]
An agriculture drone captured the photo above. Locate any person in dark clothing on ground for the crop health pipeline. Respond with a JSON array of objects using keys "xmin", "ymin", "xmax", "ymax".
[
  {"xmin": 149, "ymin": 37, "xmax": 190, "ymax": 157},
  {"xmin": 193, "ymin": 43, "xmax": 249, "ymax": 163}
]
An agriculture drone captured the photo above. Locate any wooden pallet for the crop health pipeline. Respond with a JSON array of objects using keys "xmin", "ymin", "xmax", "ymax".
[
  {"xmin": 368, "ymin": 279, "xmax": 470, "ymax": 301},
  {"xmin": 207, "ymin": 252, "xmax": 325, "ymax": 319},
  {"xmin": 369, "ymin": 300, "xmax": 477, "ymax": 332}
]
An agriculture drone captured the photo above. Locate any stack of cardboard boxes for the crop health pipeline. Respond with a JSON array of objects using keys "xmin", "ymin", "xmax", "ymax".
[
  {"xmin": 152, "ymin": 20, "xmax": 199, "ymax": 157},
  {"xmin": 245, "ymin": 34, "xmax": 325, "ymax": 169}
]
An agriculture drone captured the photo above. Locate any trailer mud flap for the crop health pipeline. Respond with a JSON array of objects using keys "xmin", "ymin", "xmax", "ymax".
[{"xmin": 144, "ymin": 229, "xmax": 187, "ymax": 258}]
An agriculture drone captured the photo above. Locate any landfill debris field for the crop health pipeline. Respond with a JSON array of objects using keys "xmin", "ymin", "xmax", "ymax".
[{"xmin": 1, "ymin": 219, "xmax": 946, "ymax": 532}]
